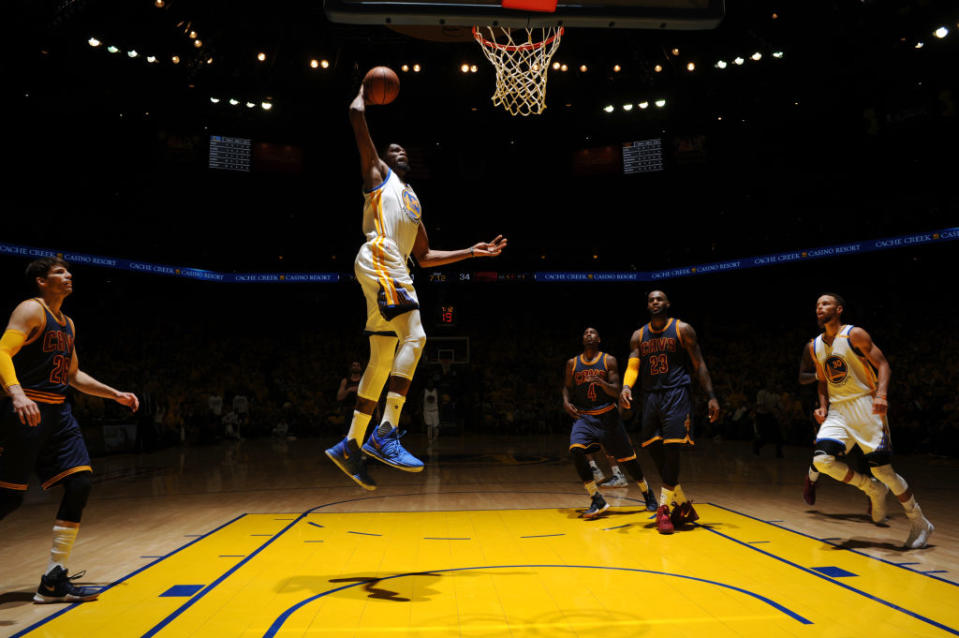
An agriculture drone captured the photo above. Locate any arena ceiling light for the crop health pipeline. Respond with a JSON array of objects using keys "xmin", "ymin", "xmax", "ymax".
[
  {"xmin": 750, "ymin": 52, "xmax": 762, "ymax": 61},
  {"xmin": 310, "ymin": 59, "xmax": 319, "ymax": 69},
  {"xmin": 209, "ymin": 97, "xmax": 220, "ymax": 103},
  {"xmin": 715, "ymin": 60, "xmax": 728, "ymax": 69},
  {"xmin": 245, "ymin": 102, "xmax": 255, "ymax": 108},
  {"xmin": 772, "ymin": 51, "xmax": 784, "ymax": 58},
  {"xmin": 87, "ymin": 37, "xmax": 101, "ymax": 47},
  {"xmin": 146, "ymin": 56, "xmax": 157, "ymax": 63},
  {"xmin": 914, "ymin": 41, "xmax": 924, "ymax": 49},
  {"xmin": 934, "ymin": 27, "xmax": 948, "ymax": 39},
  {"xmin": 321, "ymin": 60, "xmax": 330, "ymax": 68},
  {"xmin": 686, "ymin": 61, "xmax": 696, "ymax": 71},
  {"xmin": 257, "ymin": 52, "xmax": 266, "ymax": 61},
  {"xmin": 228, "ymin": 98, "xmax": 239, "ymax": 105},
  {"xmin": 655, "ymin": 98, "xmax": 666, "ymax": 107},
  {"xmin": 733, "ymin": 57, "xmax": 744, "ymax": 65},
  {"xmin": 107, "ymin": 45, "xmax": 119, "ymax": 54},
  {"xmin": 603, "ymin": 105, "xmax": 614, "ymax": 113},
  {"xmin": 261, "ymin": 101, "xmax": 273, "ymax": 110},
  {"xmin": 638, "ymin": 101, "xmax": 649, "ymax": 109},
  {"xmin": 622, "ymin": 103, "xmax": 633, "ymax": 111}
]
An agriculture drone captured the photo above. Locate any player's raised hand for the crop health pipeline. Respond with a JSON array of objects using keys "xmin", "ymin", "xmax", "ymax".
[
  {"xmin": 114, "ymin": 392, "xmax": 139, "ymax": 413},
  {"xmin": 471, "ymin": 235, "xmax": 507, "ymax": 257}
]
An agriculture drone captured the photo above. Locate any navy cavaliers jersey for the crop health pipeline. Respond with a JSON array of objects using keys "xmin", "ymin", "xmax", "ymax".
[
  {"xmin": 13, "ymin": 299, "xmax": 74, "ymax": 405},
  {"xmin": 638, "ymin": 318, "xmax": 691, "ymax": 392},
  {"xmin": 571, "ymin": 352, "xmax": 616, "ymax": 415}
]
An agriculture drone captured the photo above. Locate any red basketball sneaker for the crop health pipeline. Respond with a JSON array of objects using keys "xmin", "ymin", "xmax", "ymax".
[{"xmin": 656, "ymin": 505, "xmax": 674, "ymax": 534}]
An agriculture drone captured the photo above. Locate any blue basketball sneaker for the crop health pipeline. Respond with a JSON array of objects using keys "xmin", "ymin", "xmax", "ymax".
[
  {"xmin": 362, "ymin": 425, "xmax": 424, "ymax": 472},
  {"xmin": 34, "ymin": 566, "xmax": 102, "ymax": 603},
  {"xmin": 325, "ymin": 437, "xmax": 376, "ymax": 490}
]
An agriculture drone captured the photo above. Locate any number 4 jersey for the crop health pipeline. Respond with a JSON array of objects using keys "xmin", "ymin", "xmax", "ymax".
[
  {"xmin": 572, "ymin": 352, "xmax": 616, "ymax": 415},
  {"xmin": 13, "ymin": 298, "xmax": 75, "ymax": 405},
  {"xmin": 637, "ymin": 318, "xmax": 691, "ymax": 392}
]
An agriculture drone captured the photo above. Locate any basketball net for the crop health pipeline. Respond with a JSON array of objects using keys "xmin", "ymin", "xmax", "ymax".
[{"xmin": 473, "ymin": 26, "xmax": 564, "ymax": 116}]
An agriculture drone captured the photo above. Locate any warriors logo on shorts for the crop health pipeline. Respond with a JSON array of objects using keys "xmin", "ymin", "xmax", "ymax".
[{"xmin": 825, "ymin": 355, "xmax": 848, "ymax": 385}]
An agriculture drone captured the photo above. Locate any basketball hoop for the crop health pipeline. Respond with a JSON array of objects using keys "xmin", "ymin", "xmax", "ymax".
[{"xmin": 472, "ymin": 26, "xmax": 564, "ymax": 117}]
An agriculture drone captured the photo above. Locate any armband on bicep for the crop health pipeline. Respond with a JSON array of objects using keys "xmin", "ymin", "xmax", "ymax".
[
  {"xmin": 623, "ymin": 357, "xmax": 640, "ymax": 390},
  {"xmin": 0, "ymin": 329, "xmax": 26, "ymax": 389}
]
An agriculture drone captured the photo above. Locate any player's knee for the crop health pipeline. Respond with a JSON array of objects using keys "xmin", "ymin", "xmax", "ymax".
[
  {"xmin": 56, "ymin": 473, "xmax": 92, "ymax": 523},
  {"xmin": 812, "ymin": 451, "xmax": 836, "ymax": 473},
  {"xmin": 869, "ymin": 463, "xmax": 908, "ymax": 495},
  {"xmin": 0, "ymin": 489, "xmax": 24, "ymax": 520}
]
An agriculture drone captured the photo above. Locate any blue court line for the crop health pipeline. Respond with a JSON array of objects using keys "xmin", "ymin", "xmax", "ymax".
[
  {"xmin": 923, "ymin": 570, "xmax": 948, "ymax": 574},
  {"xmin": 141, "ymin": 514, "xmax": 312, "ymax": 638},
  {"xmin": 307, "ymin": 522, "xmax": 324, "ymax": 528},
  {"xmin": 251, "ymin": 534, "xmax": 273, "ymax": 537},
  {"xmin": 698, "ymin": 519, "xmax": 959, "ymax": 635},
  {"xmin": 603, "ymin": 524, "xmax": 630, "ymax": 531},
  {"xmin": 263, "ymin": 564, "xmax": 812, "ymax": 637},
  {"xmin": 348, "ymin": 530, "xmax": 382, "ymax": 537},
  {"xmin": 13, "ymin": 513, "xmax": 247, "ymax": 638},
  {"xmin": 747, "ymin": 541, "xmax": 770, "ymax": 545},
  {"xmin": 423, "ymin": 537, "xmax": 470, "ymax": 540},
  {"xmin": 709, "ymin": 503, "xmax": 959, "ymax": 588},
  {"xmin": 766, "ymin": 520, "xmax": 784, "ymax": 523},
  {"xmin": 274, "ymin": 518, "xmax": 296, "ymax": 521},
  {"xmin": 521, "ymin": 534, "xmax": 565, "ymax": 538}
]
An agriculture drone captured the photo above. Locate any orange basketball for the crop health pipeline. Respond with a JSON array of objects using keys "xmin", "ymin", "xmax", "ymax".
[{"xmin": 363, "ymin": 66, "xmax": 400, "ymax": 105}]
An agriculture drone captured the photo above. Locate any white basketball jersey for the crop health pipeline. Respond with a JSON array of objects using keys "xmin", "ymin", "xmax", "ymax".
[
  {"xmin": 811, "ymin": 325, "xmax": 877, "ymax": 404},
  {"xmin": 361, "ymin": 168, "xmax": 422, "ymax": 263}
]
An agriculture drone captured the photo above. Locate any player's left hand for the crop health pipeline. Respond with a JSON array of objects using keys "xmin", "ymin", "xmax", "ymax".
[
  {"xmin": 115, "ymin": 392, "xmax": 140, "ymax": 412},
  {"xmin": 471, "ymin": 235, "xmax": 507, "ymax": 257},
  {"xmin": 872, "ymin": 396, "xmax": 888, "ymax": 416},
  {"xmin": 707, "ymin": 398, "xmax": 720, "ymax": 423}
]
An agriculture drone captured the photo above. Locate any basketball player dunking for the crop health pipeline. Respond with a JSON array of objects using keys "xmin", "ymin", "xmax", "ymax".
[
  {"xmin": 563, "ymin": 327, "xmax": 658, "ymax": 519},
  {"xmin": 808, "ymin": 293, "xmax": 933, "ymax": 548},
  {"xmin": 620, "ymin": 290, "xmax": 720, "ymax": 534},
  {"xmin": 0, "ymin": 258, "xmax": 139, "ymax": 602},
  {"xmin": 326, "ymin": 84, "xmax": 507, "ymax": 489}
]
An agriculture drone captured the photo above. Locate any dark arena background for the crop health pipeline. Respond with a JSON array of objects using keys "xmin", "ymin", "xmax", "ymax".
[{"xmin": 2, "ymin": 1, "xmax": 959, "ymax": 636}]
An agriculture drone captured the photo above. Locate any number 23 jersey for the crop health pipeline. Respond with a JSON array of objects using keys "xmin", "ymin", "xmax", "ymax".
[{"xmin": 638, "ymin": 318, "xmax": 691, "ymax": 392}]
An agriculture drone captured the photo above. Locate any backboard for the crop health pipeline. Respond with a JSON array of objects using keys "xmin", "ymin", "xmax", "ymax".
[{"xmin": 324, "ymin": 0, "xmax": 724, "ymax": 30}]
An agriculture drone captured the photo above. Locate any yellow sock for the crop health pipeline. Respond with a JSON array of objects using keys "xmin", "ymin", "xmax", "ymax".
[
  {"xmin": 673, "ymin": 484, "xmax": 688, "ymax": 506},
  {"xmin": 585, "ymin": 481, "xmax": 598, "ymax": 497},
  {"xmin": 636, "ymin": 479, "xmax": 649, "ymax": 493}
]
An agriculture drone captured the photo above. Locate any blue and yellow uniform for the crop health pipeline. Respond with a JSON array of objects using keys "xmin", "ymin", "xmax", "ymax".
[
  {"xmin": 568, "ymin": 352, "xmax": 636, "ymax": 462},
  {"xmin": 636, "ymin": 318, "xmax": 693, "ymax": 447},
  {"xmin": 0, "ymin": 299, "xmax": 91, "ymax": 492}
]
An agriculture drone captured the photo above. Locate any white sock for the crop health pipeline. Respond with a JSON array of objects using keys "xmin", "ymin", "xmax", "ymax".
[
  {"xmin": 378, "ymin": 392, "xmax": 406, "ymax": 435},
  {"xmin": 611, "ymin": 465, "xmax": 625, "ymax": 478},
  {"xmin": 347, "ymin": 410, "xmax": 372, "ymax": 443},
  {"xmin": 588, "ymin": 460, "xmax": 600, "ymax": 470},
  {"xmin": 808, "ymin": 467, "xmax": 820, "ymax": 482},
  {"xmin": 660, "ymin": 487, "xmax": 674, "ymax": 507},
  {"xmin": 47, "ymin": 524, "xmax": 79, "ymax": 575}
]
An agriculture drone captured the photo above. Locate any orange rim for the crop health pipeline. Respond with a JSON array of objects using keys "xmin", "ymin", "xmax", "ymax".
[{"xmin": 472, "ymin": 26, "xmax": 564, "ymax": 52}]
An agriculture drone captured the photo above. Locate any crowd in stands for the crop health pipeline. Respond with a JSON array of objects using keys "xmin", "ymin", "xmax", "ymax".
[{"xmin": 57, "ymin": 265, "xmax": 958, "ymax": 459}]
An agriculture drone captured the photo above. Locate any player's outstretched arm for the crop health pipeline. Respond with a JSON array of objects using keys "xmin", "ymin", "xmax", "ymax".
[
  {"xmin": 349, "ymin": 86, "xmax": 389, "ymax": 191},
  {"xmin": 619, "ymin": 330, "xmax": 642, "ymax": 409},
  {"xmin": 849, "ymin": 326, "xmax": 891, "ymax": 415},
  {"xmin": 0, "ymin": 301, "xmax": 44, "ymax": 425},
  {"xmin": 562, "ymin": 358, "xmax": 580, "ymax": 418},
  {"xmin": 411, "ymin": 224, "xmax": 507, "ymax": 268},
  {"xmin": 679, "ymin": 321, "xmax": 720, "ymax": 423},
  {"xmin": 67, "ymin": 352, "xmax": 139, "ymax": 412}
]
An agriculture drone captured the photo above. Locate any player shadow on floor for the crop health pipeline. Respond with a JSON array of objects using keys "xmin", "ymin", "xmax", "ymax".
[
  {"xmin": 0, "ymin": 591, "xmax": 37, "ymax": 610},
  {"xmin": 825, "ymin": 538, "xmax": 932, "ymax": 552},
  {"xmin": 808, "ymin": 510, "xmax": 890, "ymax": 527},
  {"xmin": 562, "ymin": 507, "xmax": 647, "ymax": 520},
  {"xmin": 277, "ymin": 570, "xmax": 532, "ymax": 603}
]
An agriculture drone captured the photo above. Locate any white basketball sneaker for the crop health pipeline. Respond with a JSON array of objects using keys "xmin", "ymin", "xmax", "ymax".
[{"xmin": 905, "ymin": 512, "xmax": 934, "ymax": 549}]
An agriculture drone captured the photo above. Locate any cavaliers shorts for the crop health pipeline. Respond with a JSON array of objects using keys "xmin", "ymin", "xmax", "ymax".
[
  {"xmin": 569, "ymin": 408, "xmax": 637, "ymax": 462},
  {"xmin": 640, "ymin": 386, "xmax": 693, "ymax": 447},
  {"xmin": 0, "ymin": 398, "xmax": 92, "ymax": 491}
]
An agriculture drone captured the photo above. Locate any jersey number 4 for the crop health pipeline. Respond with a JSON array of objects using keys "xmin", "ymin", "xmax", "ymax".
[
  {"xmin": 649, "ymin": 354, "xmax": 669, "ymax": 376},
  {"xmin": 587, "ymin": 383, "xmax": 597, "ymax": 401}
]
